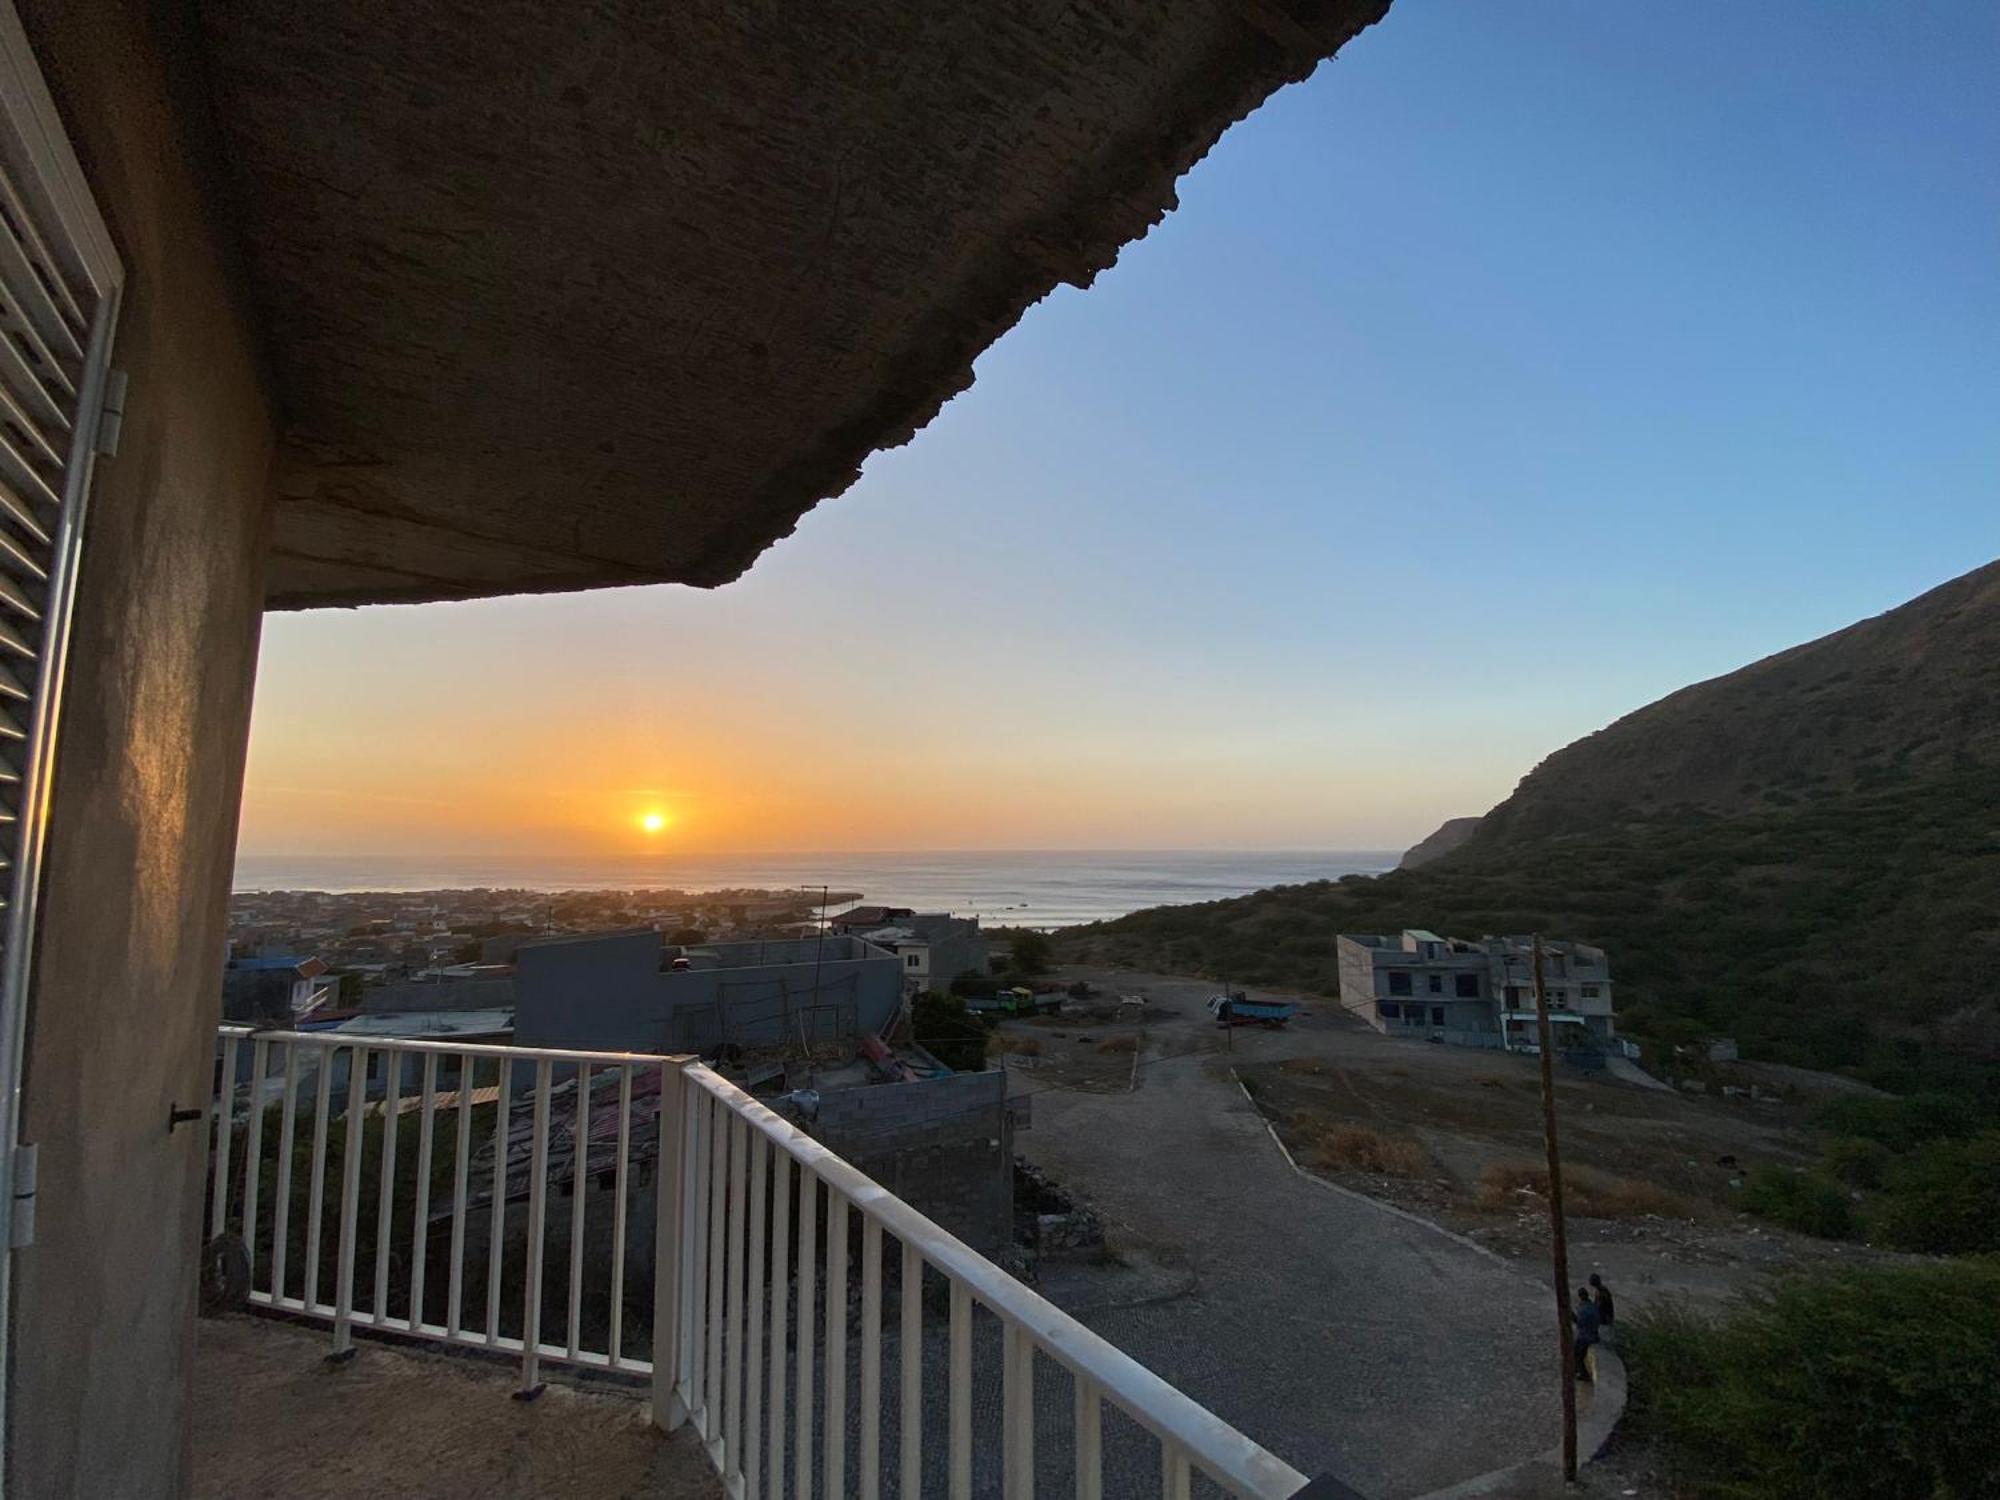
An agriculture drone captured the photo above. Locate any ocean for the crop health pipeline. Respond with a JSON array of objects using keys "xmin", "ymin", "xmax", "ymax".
[{"xmin": 230, "ymin": 849, "xmax": 1398, "ymax": 929}]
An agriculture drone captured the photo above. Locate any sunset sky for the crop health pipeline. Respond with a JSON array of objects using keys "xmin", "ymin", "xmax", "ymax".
[{"xmin": 238, "ymin": 0, "xmax": 1999, "ymax": 860}]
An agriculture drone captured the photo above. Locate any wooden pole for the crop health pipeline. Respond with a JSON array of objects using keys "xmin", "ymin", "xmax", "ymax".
[{"xmin": 1532, "ymin": 933, "xmax": 1578, "ymax": 1482}]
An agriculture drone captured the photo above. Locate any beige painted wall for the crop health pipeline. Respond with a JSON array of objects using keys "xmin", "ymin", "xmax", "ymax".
[{"xmin": 9, "ymin": 3, "xmax": 273, "ymax": 1494}]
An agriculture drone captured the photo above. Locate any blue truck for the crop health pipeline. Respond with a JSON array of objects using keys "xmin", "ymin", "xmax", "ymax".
[{"xmin": 1207, "ymin": 993, "xmax": 1297, "ymax": 1029}]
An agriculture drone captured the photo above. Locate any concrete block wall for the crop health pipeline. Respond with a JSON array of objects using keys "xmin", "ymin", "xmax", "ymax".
[
  {"xmin": 814, "ymin": 1072, "xmax": 1014, "ymax": 1252},
  {"xmin": 513, "ymin": 929, "xmax": 903, "ymax": 1054}
]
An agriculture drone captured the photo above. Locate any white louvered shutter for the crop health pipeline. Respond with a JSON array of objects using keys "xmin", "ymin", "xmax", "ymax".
[
  {"xmin": 0, "ymin": 0, "xmax": 124, "ymax": 984},
  {"xmin": 0, "ymin": 0, "xmax": 125, "ymax": 1469}
]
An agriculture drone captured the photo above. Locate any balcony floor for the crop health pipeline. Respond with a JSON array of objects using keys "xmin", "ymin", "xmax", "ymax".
[{"xmin": 193, "ymin": 1314, "xmax": 718, "ymax": 1499}]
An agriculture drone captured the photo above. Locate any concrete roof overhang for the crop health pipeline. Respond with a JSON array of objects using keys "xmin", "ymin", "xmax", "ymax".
[{"xmin": 194, "ymin": 1, "xmax": 1389, "ymax": 609}]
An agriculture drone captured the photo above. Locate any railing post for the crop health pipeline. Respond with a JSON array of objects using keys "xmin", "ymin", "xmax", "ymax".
[
  {"xmin": 652, "ymin": 1058, "xmax": 691, "ymax": 1431},
  {"xmin": 518, "ymin": 1057, "xmax": 552, "ymax": 1399},
  {"xmin": 331, "ymin": 1044, "xmax": 367, "ymax": 1360},
  {"xmin": 210, "ymin": 1033, "xmax": 239, "ymax": 1242}
]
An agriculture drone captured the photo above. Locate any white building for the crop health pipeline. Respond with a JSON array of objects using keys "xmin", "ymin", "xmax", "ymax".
[{"xmin": 846, "ymin": 913, "xmax": 991, "ymax": 997}]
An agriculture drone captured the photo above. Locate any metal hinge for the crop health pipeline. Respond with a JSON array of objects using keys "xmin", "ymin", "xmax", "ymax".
[
  {"xmin": 9, "ymin": 1143, "xmax": 36, "ymax": 1249},
  {"xmin": 93, "ymin": 368, "xmax": 129, "ymax": 457}
]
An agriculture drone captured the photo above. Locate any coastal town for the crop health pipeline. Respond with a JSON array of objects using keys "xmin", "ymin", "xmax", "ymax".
[{"xmin": 227, "ymin": 885, "xmax": 861, "ymax": 978}]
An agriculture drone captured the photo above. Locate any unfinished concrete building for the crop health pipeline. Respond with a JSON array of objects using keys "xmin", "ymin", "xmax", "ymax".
[{"xmin": 1337, "ymin": 930, "xmax": 1617, "ymax": 1051}]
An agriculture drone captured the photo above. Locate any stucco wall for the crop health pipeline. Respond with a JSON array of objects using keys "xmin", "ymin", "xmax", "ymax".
[{"xmin": 9, "ymin": 4, "xmax": 273, "ymax": 1496}]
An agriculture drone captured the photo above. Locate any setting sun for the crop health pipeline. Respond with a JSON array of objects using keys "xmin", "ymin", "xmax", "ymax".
[{"xmin": 639, "ymin": 810, "xmax": 670, "ymax": 834}]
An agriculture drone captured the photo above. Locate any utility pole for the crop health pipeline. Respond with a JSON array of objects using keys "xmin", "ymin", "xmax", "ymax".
[
  {"xmin": 811, "ymin": 884, "xmax": 828, "ymax": 1001},
  {"xmin": 1532, "ymin": 934, "xmax": 1578, "ymax": 1481}
]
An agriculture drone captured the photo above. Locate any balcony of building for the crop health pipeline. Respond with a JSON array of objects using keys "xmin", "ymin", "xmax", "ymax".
[
  {"xmin": 194, "ymin": 1314, "xmax": 720, "ymax": 1500},
  {"xmin": 0, "ymin": 3, "xmax": 1398, "ymax": 1491},
  {"xmin": 197, "ymin": 1026, "xmax": 1340, "ymax": 1500}
]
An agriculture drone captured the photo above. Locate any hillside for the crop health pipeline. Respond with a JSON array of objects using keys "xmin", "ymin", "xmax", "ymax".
[
  {"xmin": 1398, "ymin": 816, "xmax": 1482, "ymax": 868},
  {"xmin": 1061, "ymin": 560, "xmax": 2000, "ymax": 1101},
  {"xmin": 1477, "ymin": 561, "xmax": 2000, "ymax": 843}
]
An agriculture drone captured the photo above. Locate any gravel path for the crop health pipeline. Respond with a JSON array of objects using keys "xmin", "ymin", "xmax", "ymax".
[
  {"xmin": 1020, "ymin": 1011, "xmax": 1557, "ymax": 1500},
  {"xmin": 1602, "ymin": 1056, "xmax": 1673, "ymax": 1092}
]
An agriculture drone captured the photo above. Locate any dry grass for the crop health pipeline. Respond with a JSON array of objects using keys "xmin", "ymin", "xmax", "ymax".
[
  {"xmin": 1476, "ymin": 1160, "xmax": 1698, "ymax": 1220},
  {"xmin": 1302, "ymin": 1122, "xmax": 1432, "ymax": 1178},
  {"xmin": 1094, "ymin": 1034, "xmax": 1140, "ymax": 1055},
  {"xmin": 986, "ymin": 1033, "xmax": 1043, "ymax": 1059}
]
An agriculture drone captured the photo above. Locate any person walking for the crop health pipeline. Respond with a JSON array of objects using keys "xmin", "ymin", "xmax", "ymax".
[
  {"xmin": 1572, "ymin": 1285, "xmax": 1601, "ymax": 1382},
  {"xmin": 1590, "ymin": 1272, "xmax": 1616, "ymax": 1343}
]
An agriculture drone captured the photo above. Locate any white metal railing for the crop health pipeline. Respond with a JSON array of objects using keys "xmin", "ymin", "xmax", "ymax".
[
  {"xmin": 207, "ymin": 1025, "xmax": 679, "ymax": 1389},
  {"xmin": 208, "ymin": 1028, "xmax": 1309, "ymax": 1498},
  {"xmin": 669, "ymin": 1063, "xmax": 1310, "ymax": 1499}
]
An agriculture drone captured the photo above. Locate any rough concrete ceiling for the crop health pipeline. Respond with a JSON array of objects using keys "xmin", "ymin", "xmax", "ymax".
[{"xmin": 195, "ymin": 1, "xmax": 1390, "ymax": 609}]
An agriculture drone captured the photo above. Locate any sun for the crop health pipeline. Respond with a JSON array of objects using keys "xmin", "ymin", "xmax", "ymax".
[{"xmin": 638, "ymin": 810, "xmax": 670, "ymax": 835}]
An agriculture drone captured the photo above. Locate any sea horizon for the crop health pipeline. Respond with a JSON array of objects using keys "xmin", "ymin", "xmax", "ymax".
[{"xmin": 231, "ymin": 848, "xmax": 1401, "ymax": 929}]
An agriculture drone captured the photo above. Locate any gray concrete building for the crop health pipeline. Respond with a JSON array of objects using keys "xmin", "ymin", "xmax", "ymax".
[
  {"xmin": 511, "ymin": 929, "xmax": 905, "ymax": 1055},
  {"xmin": 1337, "ymin": 930, "xmax": 1616, "ymax": 1051},
  {"xmin": 513, "ymin": 928, "xmax": 1021, "ymax": 1248}
]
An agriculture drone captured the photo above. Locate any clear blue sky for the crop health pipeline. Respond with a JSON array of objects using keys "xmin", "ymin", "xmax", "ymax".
[{"xmin": 242, "ymin": 0, "xmax": 2000, "ymax": 855}]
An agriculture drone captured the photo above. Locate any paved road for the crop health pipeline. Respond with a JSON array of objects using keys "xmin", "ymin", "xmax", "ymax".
[{"xmin": 1020, "ymin": 1014, "xmax": 1556, "ymax": 1500}]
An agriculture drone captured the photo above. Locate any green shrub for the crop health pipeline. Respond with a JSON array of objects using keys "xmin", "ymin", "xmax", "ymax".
[
  {"xmin": 1820, "ymin": 1134, "xmax": 1892, "ymax": 1188},
  {"xmin": 1870, "ymin": 1132, "xmax": 2000, "ymax": 1254},
  {"xmin": 1812, "ymin": 1090, "xmax": 1981, "ymax": 1151},
  {"xmin": 911, "ymin": 991, "xmax": 988, "ymax": 1073},
  {"xmin": 1622, "ymin": 1261, "xmax": 2000, "ymax": 1499},
  {"xmin": 1739, "ymin": 1165, "xmax": 1856, "ymax": 1239},
  {"xmin": 1004, "ymin": 929, "xmax": 1053, "ymax": 976}
]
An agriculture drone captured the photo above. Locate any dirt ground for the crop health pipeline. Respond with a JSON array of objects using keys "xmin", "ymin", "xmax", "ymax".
[
  {"xmin": 193, "ymin": 1315, "xmax": 717, "ymax": 1500},
  {"xmin": 983, "ymin": 986, "xmax": 1162, "ymax": 1092},
  {"xmin": 1042, "ymin": 967, "xmax": 1893, "ymax": 1319}
]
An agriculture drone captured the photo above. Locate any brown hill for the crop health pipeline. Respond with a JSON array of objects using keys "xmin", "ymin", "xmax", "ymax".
[
  {"xmin": 1063, "ymin": 558, "xmax": 2000, "ymax": 1100},
  {"xmin": 1473, "ymin": 559, "xmax": 2000, "ymax": 846}
]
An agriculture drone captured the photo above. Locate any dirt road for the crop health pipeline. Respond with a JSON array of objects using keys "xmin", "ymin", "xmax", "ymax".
[{"xmin": 1015, "ymin": 974, "xmax": 1555, "ymax": 1500}]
